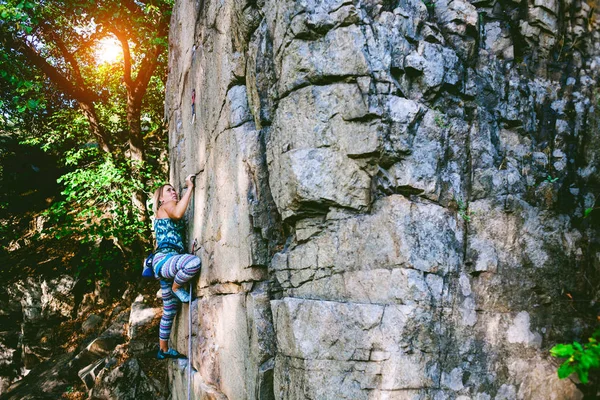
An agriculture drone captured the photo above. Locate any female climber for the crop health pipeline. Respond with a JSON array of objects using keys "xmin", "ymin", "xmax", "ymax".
[{"xmin": 151, "ymin": 174, "xmax": 201, "ymax": 360}]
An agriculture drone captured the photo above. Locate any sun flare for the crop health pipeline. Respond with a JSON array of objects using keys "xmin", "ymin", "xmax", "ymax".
[{"xmin": 96, "ymin": 38, "xmax": 122, "ymax": 64}]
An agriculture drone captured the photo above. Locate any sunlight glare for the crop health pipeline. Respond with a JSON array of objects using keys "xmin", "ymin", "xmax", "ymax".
[{"xmin": 96, "ymin": 38, "xmax": 122, "ymax": 64}]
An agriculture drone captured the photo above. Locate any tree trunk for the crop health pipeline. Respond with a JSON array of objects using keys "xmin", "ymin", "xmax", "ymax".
[
  {"xmin": 79, "ymin": 102, "xmax": 113, "ymax": 154},
  {"xmin": 125, "ymin": 93, "xmax": 150, "ymax": 229},
  {"xmin": 126, "ymin": 93, "xmax": 145, "ymax": 163}
]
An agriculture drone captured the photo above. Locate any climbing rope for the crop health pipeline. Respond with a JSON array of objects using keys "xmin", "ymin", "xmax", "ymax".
[
  {"xmin": 188, "ymin": 276, "xmax": 193, "ymax": 399},
  {"xmin": 187, "ymin": 173, "xmax": 201, "ymax": 399},
  {"xmin": 188, "ymin": 238, "xmax": 197, "ymax": 399}
]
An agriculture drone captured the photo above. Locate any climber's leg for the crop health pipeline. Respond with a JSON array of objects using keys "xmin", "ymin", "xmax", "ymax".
[
  {"xmin": 159, "ymin": 254, "xmax": 201, "ymax": 289},
  {"xmin": 158, "ymin": 254, "xmax": 201, "ymax": 302},
  {"xmin": 159, "ymin": 279, "xmax": 179, "ymax": 351},
  {"xmin": 173, "ymin": 256, "xmax": 201, "ymax": 286}
]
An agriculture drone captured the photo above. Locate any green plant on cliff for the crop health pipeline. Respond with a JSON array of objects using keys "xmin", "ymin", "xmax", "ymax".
[
  {"xmin": 545, "ymin": 174, "xmax": 559, "ymax": 183},
  {"xmin": 422, "ymin": 0, "xmax": 435, "ymax": 11},
  {"xmin": 584, "ymin": 196, "xmax": 597, "ymax": 218},
  {"xmin": 456, "ymin": 199, "xmax": 473, "ymax": 222},
  {"xmin": 433, "ymin": 110, "xmax": 449, "ymax": 129},
  {"xmin": 551, "ymin": 329, "xmax": 600, "ymax": 384},
  {"xmin": 585, "ymin": 206, "xmax": 596, "ymax": 218}
]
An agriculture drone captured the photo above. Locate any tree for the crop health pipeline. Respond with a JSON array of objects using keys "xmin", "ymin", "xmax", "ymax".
[
  {"xmin": 0, "ymin": 0, "xmax": 172, "ymax": 261},
  {"xmin": 0, "ymin": 0, "xmax": 172, "ymax": 221}
]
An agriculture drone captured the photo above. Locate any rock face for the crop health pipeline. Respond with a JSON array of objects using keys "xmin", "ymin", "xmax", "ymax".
[
  {"xmin": 165, "ymin": 0, "xmax": 600, "ymax": 398},
  {"xmin": 0, "ymin": 275, "xmax": 77, "ymax": 393}
]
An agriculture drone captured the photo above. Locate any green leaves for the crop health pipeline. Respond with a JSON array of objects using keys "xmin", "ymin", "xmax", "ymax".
[
  {"xmin": 550, "ymin": 344, "xmax": 575, "ymax": 358},
  {"xmin": 45, "ymin": 154, "xmax": 157, "ymax": 247},
  {"xmin": 551, "ymin": 329, "xmax": 600, "ymax": 384},
  {"xmin": 1, "ymin": 0, "xmax": 171, "ymax": 275},
  {"xmin": 26, "ymin": 99, "xmax": 38, "ymax": 109},
  {"xmin": 456, "ymin": 198, "xmax": 473, "ymax": 222},
  {"xmin": 557, "ymin": 362, "xmax": 576, "ymax": 379}
]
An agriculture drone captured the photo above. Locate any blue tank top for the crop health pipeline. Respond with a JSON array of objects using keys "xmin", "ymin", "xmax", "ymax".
[{"xmin": 154, "ymin": 218, "xmax": 185, "ymax": 253}]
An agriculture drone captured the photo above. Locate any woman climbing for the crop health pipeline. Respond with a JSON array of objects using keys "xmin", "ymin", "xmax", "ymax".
[{"xmin": 151, "ymin": 174, "xmax": 201, "ymax": 360}]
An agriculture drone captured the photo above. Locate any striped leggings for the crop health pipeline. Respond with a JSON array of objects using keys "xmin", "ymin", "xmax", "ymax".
[{"xmin": 153, "ymin": 252, "xmax": 201, "ymax": 341}]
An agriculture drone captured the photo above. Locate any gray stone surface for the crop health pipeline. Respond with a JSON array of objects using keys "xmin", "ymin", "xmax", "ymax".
[
  {"xmin": 1, "ymin": 276, "xmax": 77, "ymax": 372},
  {"xmin": 170, "ymin": 284, "xmax": 275, "ymax": 400},
  {"xmin": 82, "ymin": 314, "xmax": 103, "ymax": 333},
  {"xmin": 90, "ymin": 357, "xmax": 165, "ymax": 400},
  {"xmin": 165, "ymin": 0, "xmax": 600, "ymax": 398},
  {"xmin": 127, "ymin": 294, "xmax": 160, "ymax": 339}
]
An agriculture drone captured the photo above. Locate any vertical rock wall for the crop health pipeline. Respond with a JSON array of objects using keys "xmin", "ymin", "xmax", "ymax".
[{"xmin": 165, "ymin": 0, "xmax": 600, "ymax": 398}]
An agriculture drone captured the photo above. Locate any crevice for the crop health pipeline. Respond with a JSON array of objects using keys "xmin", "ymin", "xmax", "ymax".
[
  {"xmin": 274, "ymin": 10, "xmax": 308, "ymax": 62},
  {"xmin": 277, "ymin": 74, "xmax": 371, "ymax": 102},
  {"xmin": 279, "ymin": 294, "xmax": 397, "ymax": 309},
  {"xmin": 208, "ymin": 96, "xmax": 229, "ymax": 139}
]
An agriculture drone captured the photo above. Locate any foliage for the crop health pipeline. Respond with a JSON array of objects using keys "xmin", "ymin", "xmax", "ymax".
[
  {"xmin": 434, "ymin": 110, "xmax": 449, "ymax": 129},
  {"xmin": 15, "ymin": 100, "xmax": 168, "ymax": 251},
  {"xmin": 0, "ymin": 0, "xmax": 172, "ymax": 273},
  {"xmin": 551, "ymin": 329, "xmax": 600, "ymax": 384},
  {"xmin": 584, "ymin": 197, "xmax": 597, "ymax": 218},
  {"xmin": 44, "ymin": 153, "xmax": 148, "ymax": 245},
  {"xmin": 0, "ymin": 0, "xmax": 172, "ymax": 149},
  {"xmin": 584, "ymin": 207, "xmax": 595, "ymax": 218}
]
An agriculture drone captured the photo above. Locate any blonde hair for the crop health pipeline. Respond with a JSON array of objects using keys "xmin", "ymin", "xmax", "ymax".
[{"xmin": 152, "ymin": 184, "xmax": 172, "ymax": 216}]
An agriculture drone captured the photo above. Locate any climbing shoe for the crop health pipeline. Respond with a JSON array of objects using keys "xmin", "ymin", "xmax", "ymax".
[
  {"xmin": 157, "ymin": 348, "xmax": 186, "ymax": 360},
  {"xmin": 173, "ymin": 287, "xmax": 191, "ymax": 303}
]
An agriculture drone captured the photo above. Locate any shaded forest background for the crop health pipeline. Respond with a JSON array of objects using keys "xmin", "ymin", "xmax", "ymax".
[{"xmin": 0, "ymin": 0, "xmax": 172, "ymax": 287}]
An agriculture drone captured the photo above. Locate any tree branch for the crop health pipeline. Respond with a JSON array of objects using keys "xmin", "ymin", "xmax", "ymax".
[
  {"xmin": 41, "ymin": 25, "xmax": 86, "ymax": 89},
  {"xmin": 111, "ymin": 28, "xmax": 133, "ymax": 87},
  {"xmin": 0, "ymin": 31, "xmax": 113, "ymax": 153},
  {"xmin": 0, "ymin": 31, "xmax": 101, "ymax": 104},
  {"xmin": 74, "ymin": 30, "xmax": 107, "ymax": 58},
  {"xmin": 133, "ymin": 45, "xmax": 163, "ymax": 102},
  {"xmin": 131, "ymin": 16, "xmax": 170, "ymax": 103}
]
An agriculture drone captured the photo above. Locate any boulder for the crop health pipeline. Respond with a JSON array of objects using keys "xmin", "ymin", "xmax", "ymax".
[
  {"xmin": 82, "ymin": 314, "xmax": 103, "ymax": 333},
  {"xmin": 128, "ymin": 294, "xmax": 160, "ymax": 340},
  {"xmin": 90, "ymin": 357, "xmax": 166, "ymax": 400}
]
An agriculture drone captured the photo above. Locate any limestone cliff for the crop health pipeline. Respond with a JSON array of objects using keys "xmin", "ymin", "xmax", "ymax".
[{"xmin": 165, "ymin": 0, "xmax": 600, "ymax": 398}]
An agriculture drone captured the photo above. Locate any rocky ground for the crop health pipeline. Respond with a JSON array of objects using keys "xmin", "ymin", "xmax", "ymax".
[
  {"xmin": 0, "ymin": 236, "xmax": 172, "ymax": 400},
  {"xmin": 0, "ymin": 139, "xmax": 173, "ymax": 399},
  {"xmin": 0, "ymin": 264, "xmax": 175, "ymax": 400}
]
